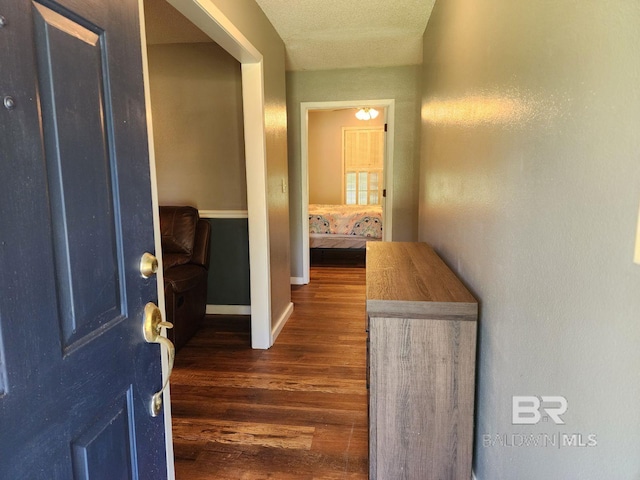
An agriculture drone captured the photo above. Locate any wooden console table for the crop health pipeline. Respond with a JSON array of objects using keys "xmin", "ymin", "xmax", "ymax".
[{"xmin": 366, "ymin": 242, "xmax": 478, "ymax": 480}]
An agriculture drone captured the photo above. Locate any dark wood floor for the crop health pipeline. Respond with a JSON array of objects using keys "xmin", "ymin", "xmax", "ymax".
[{"xmin": 170, "ymin": 266, "xmax": 368, "ymax": 479}]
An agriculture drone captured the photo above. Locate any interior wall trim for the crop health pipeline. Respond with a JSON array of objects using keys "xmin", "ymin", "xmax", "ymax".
[
  {"xmin": 206, "ymin": 304, "xmax": 251, "ymax": 315},
  {"xmin": 271, "ymin": 301, "xmax": 294, "ymax": 344},
  {"xmin": 199, "ymin": 210, "xmax": 249, "ymax": 219},
  {"xmin": 290, "ymin": 276, "xmax": 306, "ymax": 285}
]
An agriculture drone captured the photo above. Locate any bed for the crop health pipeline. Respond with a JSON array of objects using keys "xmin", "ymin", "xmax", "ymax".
[{"xmin": 309, "ymin": 204, "xmax": 383, "ymax": 265}]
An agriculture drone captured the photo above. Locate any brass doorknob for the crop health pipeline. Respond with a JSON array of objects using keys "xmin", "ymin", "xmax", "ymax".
[{"xmin": 140, "ymin": 252, "xmax": 158, "ymax": 278}]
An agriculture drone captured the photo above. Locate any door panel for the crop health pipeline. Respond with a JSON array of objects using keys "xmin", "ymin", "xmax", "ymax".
[
  {"xmin": 0, "ymin": 0, "xmax": 168, "ymax": 477},
  {"xmin": 34, "ymin": 2, "xmax": 125, "ymax": 350},
  {"xmin": 71, "ymin": 387, "xmax": 137, "ymax": 480}
]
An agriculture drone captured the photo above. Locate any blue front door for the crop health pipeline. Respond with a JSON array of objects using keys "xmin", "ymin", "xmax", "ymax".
[{"xmin": 0, "ymin": 0, "xmax": 168, "ymax": 477}]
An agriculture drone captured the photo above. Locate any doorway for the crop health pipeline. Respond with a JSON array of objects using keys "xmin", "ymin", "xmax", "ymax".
[
  {"xmin": 141, "ymin": 0, "xmax": 272, "ymax": 350},
  {"xmin": 298, "ymin": 100, "xmax": 395, "ymax": 284},
  {"xmin": 138, "ymin": 0, "xmax": 274, "ymax": 473}
]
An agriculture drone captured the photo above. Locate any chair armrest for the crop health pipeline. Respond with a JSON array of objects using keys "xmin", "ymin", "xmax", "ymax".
[{"xmin": 164, "ymin": 264, "xmax": 207, "ymax": 294}]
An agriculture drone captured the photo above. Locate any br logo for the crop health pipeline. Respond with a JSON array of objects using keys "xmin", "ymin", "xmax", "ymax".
[{"xmin": 512, "ymin": 396, "xmax": 568, "ymax": 425}]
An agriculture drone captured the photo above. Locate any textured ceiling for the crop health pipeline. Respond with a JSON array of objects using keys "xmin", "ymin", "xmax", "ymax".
[
  {"xmin": 143, "ymin": 0, "xmax": 436, "ymax": 70},
  {"xmin": 255, "ymin": 0, "xmax": 436, "ymax": 71}
]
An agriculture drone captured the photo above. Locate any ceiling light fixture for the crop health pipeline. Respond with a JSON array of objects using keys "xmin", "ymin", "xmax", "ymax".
[{"xmin": 355, "ymin": 107, "xmax": 379, "ymax": 121}]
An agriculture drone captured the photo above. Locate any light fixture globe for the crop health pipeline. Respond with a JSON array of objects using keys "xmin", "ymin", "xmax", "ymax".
[{"xmin": 356, "ymin": 107, "xmax": 379, "ymax": 121}]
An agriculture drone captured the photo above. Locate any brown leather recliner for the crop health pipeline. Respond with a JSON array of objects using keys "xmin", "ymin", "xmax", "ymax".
[{"xmin": 159, "ymin": 206, "xmax": 211, "ymax": 351}]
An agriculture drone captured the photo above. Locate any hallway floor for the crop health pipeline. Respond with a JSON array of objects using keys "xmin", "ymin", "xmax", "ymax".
[{"xmin": 170, "ymin": 266, "xmax": 369, "ymax": 479}]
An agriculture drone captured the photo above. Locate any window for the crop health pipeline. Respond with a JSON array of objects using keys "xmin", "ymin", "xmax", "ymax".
[
  {"xmin": 345, "ymin": 170, "xmax": 382, "ymax": 205},
  {"xmin": 343, "ymin": 127, "xmax": 384, "ymax": 205}
]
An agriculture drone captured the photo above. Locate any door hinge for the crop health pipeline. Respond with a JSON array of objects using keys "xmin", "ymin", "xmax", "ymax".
[
  {"xmin": 383, "ymin": 189, "xmax": 387, "ymax": 198},
  {"xmin": 384, "ymin": 123, "xmax": 388, "ymax": 132}
]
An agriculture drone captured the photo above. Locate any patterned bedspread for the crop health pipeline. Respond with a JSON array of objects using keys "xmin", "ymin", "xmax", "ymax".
[{"xmin": 308, "ymin": 204, "xmax": 383, "ymax": 239}]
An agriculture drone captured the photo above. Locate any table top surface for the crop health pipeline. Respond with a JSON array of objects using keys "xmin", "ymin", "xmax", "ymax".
[{"xmin": 366, "ymin": 242, "xmax": 477, "ymax": 320}]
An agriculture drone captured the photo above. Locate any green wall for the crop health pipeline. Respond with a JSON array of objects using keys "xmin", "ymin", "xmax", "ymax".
[{"xmin": 206, "ymin": 218, "xmax": 250, "ymax": 306}]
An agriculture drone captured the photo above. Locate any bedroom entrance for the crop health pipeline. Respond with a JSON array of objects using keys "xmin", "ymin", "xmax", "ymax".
[{"xmin": 299, "ymin": 100, "xmax": 395, "ymax": 282}]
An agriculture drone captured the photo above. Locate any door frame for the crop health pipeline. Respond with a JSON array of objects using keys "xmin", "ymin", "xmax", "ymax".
[
  {"xmin": 138, "ymin": 2, "xmax": 174, "ymax": 476},
  {"xmin": 299, "ymin": 100, "xmax": 395, "ymax": 284},
  {"xmin": 159, "ymin": 0, "xmax": 271, "ymax": 350}
]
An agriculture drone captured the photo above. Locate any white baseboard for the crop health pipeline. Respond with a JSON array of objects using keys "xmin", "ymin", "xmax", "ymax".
[
  {"xmin": 290, "ymin": 276, "xmax": 307, "ymax": 285},
  {"xmin": 472, "ymin": 471, "xmax": 478, "ymax": 480},
  {"xmin": 206, "ymin": 304, "xmax": 251, "ymax": 315},
  {"xmin": 271, "ymin": 301, "xmax": 294, "ymax": 344}
]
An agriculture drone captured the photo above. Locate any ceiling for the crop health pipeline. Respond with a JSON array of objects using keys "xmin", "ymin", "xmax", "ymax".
[
  {"xmin": 255, "ymin": 0, "xmax": 436, "ymax": 71},
  {"xmin": 143, "ymin": 0, "xmax": 436, "ymax": 71}
]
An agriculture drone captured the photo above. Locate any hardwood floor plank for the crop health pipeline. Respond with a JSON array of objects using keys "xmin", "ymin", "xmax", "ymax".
[
  {"xmin": 171, "ymin": 390, "xmax": 367, "ymax": 427},
  {"xmin": 171, "ymin": 370, "xmax": 365, "ymax": 395},
  {"xmin": 171, "ymin": 266, "xmax": 368, "ymax": 479},
  {"xmin": 173, "ymin": 418, "xmax": 315, "ymax": 450},
  {"xmin": 192, "ymin": 443, "xmax": 365, "ymax": 480}
]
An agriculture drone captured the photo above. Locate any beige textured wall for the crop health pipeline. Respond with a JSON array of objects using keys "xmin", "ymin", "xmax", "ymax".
[
  {"xmin": 147, "ymin": 42, "xmax": 246, "ymax": 210},
  {"xmin": 420, "ymin": 1, "xmax": 640, "ymax": 478},
  {"xmin": 287, "ymin": 66, "xmax": 421, "ymax": 277},
  {"xmin": 208, "ymin": 0, "xmax": 291, "ymax": 324},
  {"xmin": 308, "ymin": 109, "xmax": 385, "ymax": 205}
]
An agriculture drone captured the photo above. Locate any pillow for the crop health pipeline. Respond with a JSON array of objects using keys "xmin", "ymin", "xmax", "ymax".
[
  {"xmin": 309, "ymin": 214, "xmax": 331, "ymax": 234},
  {"xmin": 350, "ymin": 216, "xmax": 383, "ymax": 238}
]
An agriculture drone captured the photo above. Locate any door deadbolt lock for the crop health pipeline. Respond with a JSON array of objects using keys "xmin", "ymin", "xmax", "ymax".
[{"xmin": 139, "ymin": 252, "xmax": 158, "ymax": 278}]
